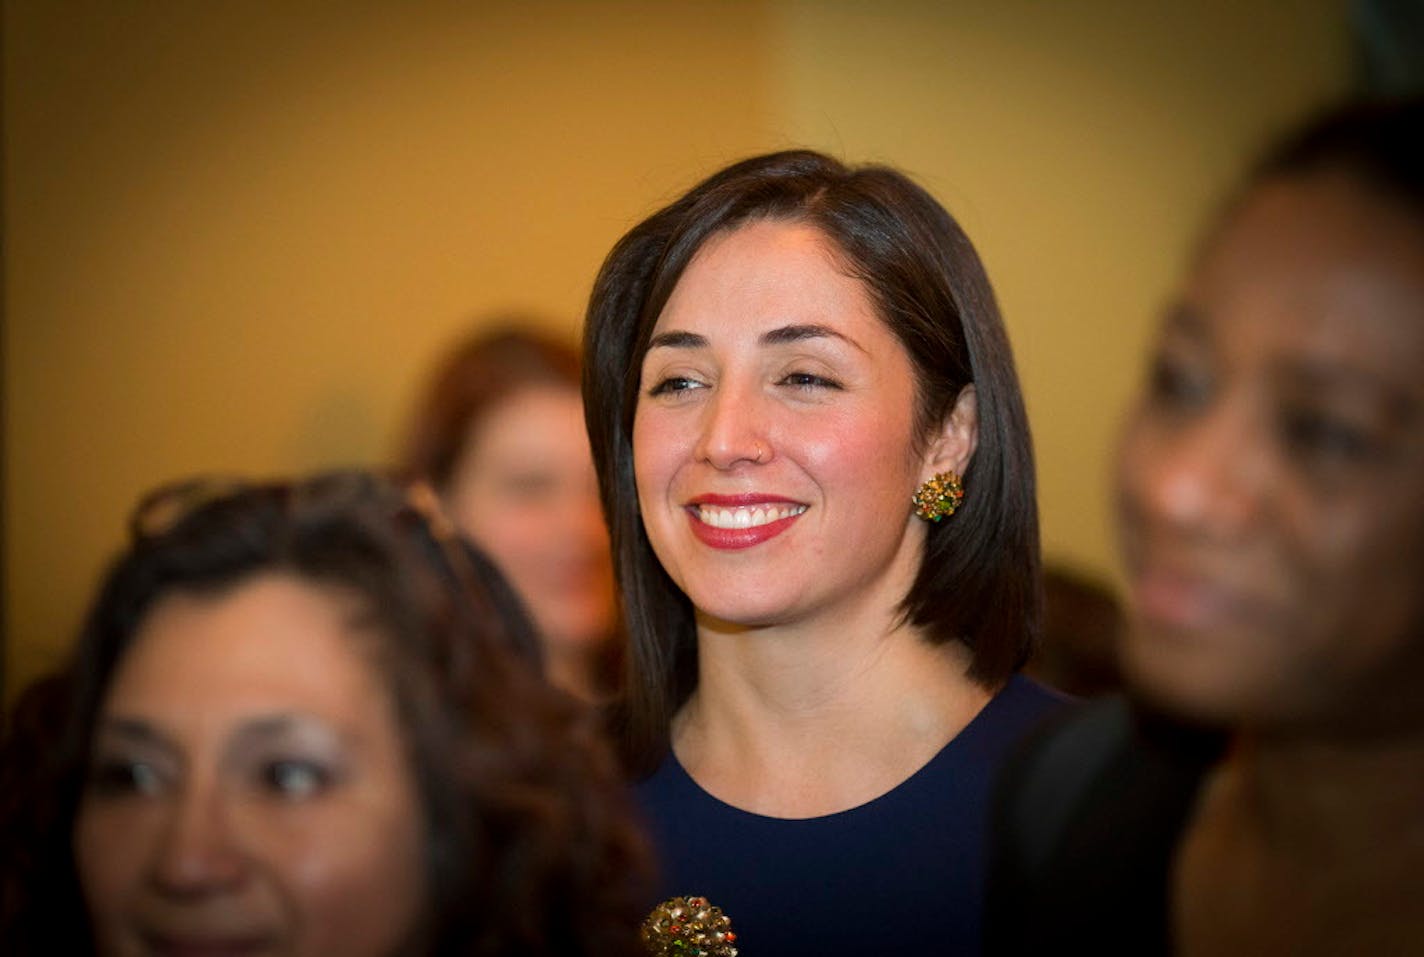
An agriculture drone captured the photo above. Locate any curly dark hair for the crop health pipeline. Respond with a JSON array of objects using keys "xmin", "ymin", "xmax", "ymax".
[{"xmin": 0, "ymin": 470, "xmax": 648, "ymax": 956}]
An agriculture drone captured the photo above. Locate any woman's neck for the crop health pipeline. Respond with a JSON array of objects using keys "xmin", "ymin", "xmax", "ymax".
[
  {"xmin": 1231, "ymin": 726, "xmax": 1424, "ymax": 857},
  {"xmin": 1175, "ymin": 725, "xmax": 1424, "ymax": 955},
  {"xmin": 670, "ymin": 612, "xmax": 991, "ymax": 818}
]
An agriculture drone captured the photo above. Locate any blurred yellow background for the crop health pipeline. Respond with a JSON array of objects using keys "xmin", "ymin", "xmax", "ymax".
[{"xmin": 3, "ymin": 1, "xmax": 1345, "ymax": 697}]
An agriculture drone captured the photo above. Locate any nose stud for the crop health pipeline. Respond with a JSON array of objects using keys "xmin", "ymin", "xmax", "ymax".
[{"xmin": 753, "ymin": 444, "xmax": 767, "ymax": 464}]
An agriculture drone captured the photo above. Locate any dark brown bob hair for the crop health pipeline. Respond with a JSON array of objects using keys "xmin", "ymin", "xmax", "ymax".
[
  {"xmin": 401, "ymin": 323, "xmax": 583, "ymax": 492},
  {"xmin": 583, "ymin": 149, "xmax": 1041, "ymax": 771},
  {"xmin": 0, "ymin": 470, "xmax": 646, "ymax": 956}
]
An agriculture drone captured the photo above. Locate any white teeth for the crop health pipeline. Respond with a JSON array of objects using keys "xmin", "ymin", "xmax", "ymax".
[{"xmin": 697, "ymin": 504, "xmax": 807, "ymax": 529}]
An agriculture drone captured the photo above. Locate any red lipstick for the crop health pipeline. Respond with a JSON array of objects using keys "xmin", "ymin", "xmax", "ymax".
[{"xmin": 685, "ymin": 494, "xmax": 807, "ymax": 551}]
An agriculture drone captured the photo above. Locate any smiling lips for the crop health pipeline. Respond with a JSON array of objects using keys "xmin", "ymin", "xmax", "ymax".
[
  {"xmin": 686, "ymin": 497, "xmax": 808, "ymax": 549},
  {"xmin": 1132, "ymin": 564, "xmax": 1272, "ymax": 636},
  {"xmin": 697, "ymin": 503, "xmax": 807, "ymax": 529}
]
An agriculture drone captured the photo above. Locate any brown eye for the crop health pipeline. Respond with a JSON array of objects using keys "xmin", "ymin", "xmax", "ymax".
[
  {"xmin": 647, "ymin": 376, "xmax": 704, "ymax": 397},
  {"xmin": 260, "ymin": 759, "xmax": 333, "ymax": 799},
  {"xmin": 777, "ymin": 372, "xmax": 841, "ymax": 391},
  {"xmin": 1146, "ymin": 351, "xmax": 1212, "ymax": 414},
  {"xmin": 501, "ymin": 472, "xmax": 559, "ymax": 501},
  {"xmin": 1279, "ymin": 407, "xmax": 1380, "ymax": 465},
  {"xmin": 88, "ymin": 759, "xmax": 164, "ymax": 797}
]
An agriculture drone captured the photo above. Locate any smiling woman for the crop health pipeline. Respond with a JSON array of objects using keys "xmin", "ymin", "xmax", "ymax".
[
  {"xmin": 633, "ymin": 221, "xmax": 934, "ymax": 630},
  {"xmin": 987, "ymin": 96, "xmax": 1424, "ymax": 954},
  {"xmin": 0, "ymin": 471, "xmax": 648, "ymax": 957},
  {"xmin": 584, "ymin": 150, "xmax": 1066, "ymax": 954}
]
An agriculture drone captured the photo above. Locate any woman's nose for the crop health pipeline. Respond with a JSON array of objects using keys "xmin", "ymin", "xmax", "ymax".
[
  {"xmin": 694, "ymin": 383, "xmax": 771, "ymax": 470},
  {"xmin": 148, "ymin": 783, "xmax": 247, "ymax": 897}
]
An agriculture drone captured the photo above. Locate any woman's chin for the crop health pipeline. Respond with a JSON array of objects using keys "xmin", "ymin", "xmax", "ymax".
[{"xmin": 1120, "ymin": 629, "xmax": 1265, "ymax": 727}]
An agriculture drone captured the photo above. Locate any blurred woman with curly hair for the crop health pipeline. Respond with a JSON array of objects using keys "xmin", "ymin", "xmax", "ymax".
[{"xmin": 1, "ymin": 469, "xmax": 648, "ymax": 956}]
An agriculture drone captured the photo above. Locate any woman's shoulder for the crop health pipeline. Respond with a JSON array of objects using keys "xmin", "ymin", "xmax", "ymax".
[
  {"xmin": 984, "ymin": 695, "xmax": 1226, "ymax": 952},
  {"xmin": 630, "ymin": 749, "xmax": 687, "ymax": 803},
  {"xmin": 995, "ymin": 672, "xmax": 1074, "ymax": 718},
  {"xmin": 994, "ymin": 695, "xmax": 1224, "ymax": 841},
  {"xmin": 953, "ymin": 673, "xmax": 1074, "ymax": 759}
]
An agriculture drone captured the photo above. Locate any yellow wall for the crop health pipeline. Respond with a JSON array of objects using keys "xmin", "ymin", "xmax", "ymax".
[
  {"xmin": 772, "ymin": 0, "xmax": 1346, "ymax": 582},
  {"xmin": 3, "ymin": 1, "xmax": 1344, "ymax": 696}
]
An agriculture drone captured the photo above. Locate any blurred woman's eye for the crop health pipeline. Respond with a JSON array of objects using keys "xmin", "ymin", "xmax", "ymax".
[
  {"xmin": 87, "ymin": 758, "xmax": 165, "ymax": 797},
  {"xmin": 1280, "ymin": 406, "xmax": 1381, "ymax": 466},
  {"xmin": 260, "ymin": 759, "xmax": 334, "ymax": 799},
  {"xmin": 1145, "ymin": 350, "xmax": 1212, "ymax": 414},
  {"xmin": 500, "ymin": 472, "xmax": 558, "ymax": 501}
]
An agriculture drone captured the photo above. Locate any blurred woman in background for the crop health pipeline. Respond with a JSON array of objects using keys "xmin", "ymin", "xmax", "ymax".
[
  {"xmin": 401, "ymin": 325, "xmax": 621, "ymax": 702},
  {"xmin": 1, "ymin": 470, "xmax": 647, "ymax": 956},
  {"xmin": 988, "ymin": 96, "xmax": 1424, "ymax": 954}
]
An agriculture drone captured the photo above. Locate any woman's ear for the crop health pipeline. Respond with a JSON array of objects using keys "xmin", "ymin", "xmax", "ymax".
[{"xmin": 923, "ymin": 384, "xmax": 978, "ymax": 477}]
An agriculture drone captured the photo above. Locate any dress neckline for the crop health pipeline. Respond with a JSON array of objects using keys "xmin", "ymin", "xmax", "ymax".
[{"xmin": 662, "ymin": 674, "xmax": 1030, "ymax": 823}]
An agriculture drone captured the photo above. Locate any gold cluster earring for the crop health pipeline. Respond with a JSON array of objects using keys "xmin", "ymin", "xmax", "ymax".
[{"xmin": 912, "ymin": 470, "xmax": 964, "ymax": 522}]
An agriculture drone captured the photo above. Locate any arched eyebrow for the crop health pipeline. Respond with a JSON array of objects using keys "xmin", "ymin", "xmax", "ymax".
[
  {"xmin": 647, "ymin": 324, "xmax": 865, "ymax": 354},
  {"xmin": 226, "ymin": 713, "xmax": 353, "ymax": 762},
  {"xmin": 760, "ymin": 323, "xmax": 865, "ymax": 354},
  {"xmin": 1279, "ymin": 360, "xmax": 1420, "ymax": 427},
  {"xmin": 1161, "ymin": 301, "xmax": 1206, "ymax": 338},
  {"xmin": 93, "ymin": 717, "xmax": 180, "ymax": 758},
  {"xmin": 96, "ymin": 714, "xmax": 346, "ymax": 750},
  {"xmin": 646, "ymin": 330, "xmax": 707, "ymax": 351},
  {"xmin": 236, "ymin": 714, "xmax": 312, "ymax": 739}
]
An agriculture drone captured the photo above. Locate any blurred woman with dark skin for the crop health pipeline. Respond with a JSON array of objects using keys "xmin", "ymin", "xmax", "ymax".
[
  {"xmin": 988, "ymin": 96, "xmax": 1424, "ymax": 954},
  {"xmin": 0, "ymin": 470, "xmax": 647, "ymax": 956},
  {"xmin": 401, "ymin": 325, "xmax": 621, "ymax": 702},
  {"xmin": 584, "ymin": 149, "xmax": 1064, "ymax": 955}
]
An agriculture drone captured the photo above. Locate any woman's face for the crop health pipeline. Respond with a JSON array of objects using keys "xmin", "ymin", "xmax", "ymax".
[
  {"xmin": 1116, "ymin": 174, "xmax": 1424, "ymax": 732},
  {"xmin": 444, "ymin": 384, "xmax": 617, "ymax": 653},
  {"xmin": 75, "ymin": 574, "xmax": 427, "ymax": 957},
  {"xmin": 633, "ymin": 219, "xmax": 966, "ymax": 632}
]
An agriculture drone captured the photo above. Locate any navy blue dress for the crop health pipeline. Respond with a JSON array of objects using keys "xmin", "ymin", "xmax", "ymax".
[{"xmin": 633, "ymin": 675, "xmax": 1066, "ymax": 956}]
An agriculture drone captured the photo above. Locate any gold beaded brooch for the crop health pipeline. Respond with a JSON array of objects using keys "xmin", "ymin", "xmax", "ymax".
[{"xmin": 641, "ymin": 895, "xmax": 738, "ymax": 957}]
